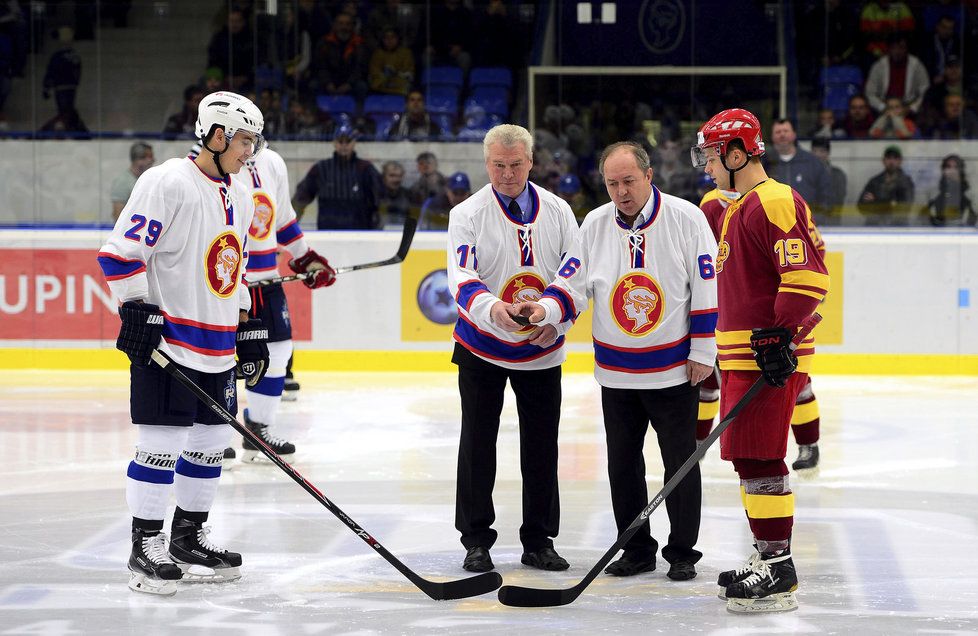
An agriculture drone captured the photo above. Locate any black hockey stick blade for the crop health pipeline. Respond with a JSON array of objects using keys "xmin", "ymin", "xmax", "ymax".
[
  {"xmin": 497, "ymin": 313, "xmax": 823, "ymax": 607},
  {"xmin": 334, "ymin": 216, "xmax": 417, "ymax": 274},
  {"xmin": 149, "ymin": 349, "xmax": 500, "ymax": 601}
]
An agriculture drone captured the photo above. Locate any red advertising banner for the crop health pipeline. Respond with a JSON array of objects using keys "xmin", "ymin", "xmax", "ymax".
[{"xmin": 0, "ymin": 249, "xmax": 311, "ymax": 341}]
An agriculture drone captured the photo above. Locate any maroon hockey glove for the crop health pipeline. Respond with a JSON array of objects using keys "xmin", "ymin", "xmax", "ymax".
[
  {"xmin": 749, "ymin": 327, "xmax": 798, "ymax": 388},
  {"xmin": 116, "ymin": 301, "xmax": 164, "ymax": 366},
  {"xmin": 289, "ymin": 249, "xmax": 336, "ymax": 289},
  {"xmin": 235, "ymin": 319, "xmax": 269, "ymax": 388}
]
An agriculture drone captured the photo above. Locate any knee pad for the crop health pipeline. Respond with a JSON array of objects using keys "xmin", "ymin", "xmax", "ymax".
[
  {"xmin": 135, "ymin": 424, "xmax": 189, "ymax": 456},
  {"xmin": 185, "ymin": 422, "xmax": 233, "ymax": 452}
]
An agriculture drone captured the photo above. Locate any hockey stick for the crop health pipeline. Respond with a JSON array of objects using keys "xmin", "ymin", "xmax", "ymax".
[
  {"xmin": 248, "ymin": 217, "xmax": 418, "ymax": 288},
  {"xmin": 497, "ymin": 313, "xmax": 823, "ymax": 608},
  {"xmin": 149, "ymin": 348, "xmax": 501, "ymax": 601}
]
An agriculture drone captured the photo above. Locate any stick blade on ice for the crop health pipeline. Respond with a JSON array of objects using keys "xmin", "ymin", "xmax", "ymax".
[
  {"xmin": 423, "ymin": 572, "xmax": 502, "ymax": 601},
  {"xmin": 497, "ymin": 583, "xmax": 576, "ymax": 608}
]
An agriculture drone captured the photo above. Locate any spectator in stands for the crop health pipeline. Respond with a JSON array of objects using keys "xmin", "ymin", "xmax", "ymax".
[
  {"xmin": 368, "ymin": 27, "xmax": 414, "ymax": 96},
  {"xmin": 766, "ymin": 118, "xmax": 831, "ymax": 220},
  {"xmin": 865, "ymin": 33, "xmax": 931, "ymax": 115},
  {"xmin": 42, "ymin": 26, "xmax": 81, "ymax": 120},
  {"xmin": 841, "ymin": 94, "xmax": 876, "ymax": 138},
  {"xmin": 293, "ymin": 124, "xmax": 382, "ymax": 230},
  {"xmin": 409, "ymin": 151, "xmax": 446, "ymax": 205},
  {"xmin": 110, "ymin": 142, "xmax": 155, "ymax": 220},
  {"xmin": 313, "ymin": 11, "xmax": 367, "ymax": 105},
  {"xmin": 920, "ymin": 15, "xmax": 961, "ymax": 84},
  {"xmin": 810, "ymin": 108, "xmax": 847, "ymax": 140},
  {"xmin": 924, "ymin": 154, "xmax": 976, "ymax": 227},
  {"xmin": 365, "ymin": 0, "xmax": 420, "ymax": 52},
  {"xmin": 277, "ymin": 3, "xmax": 312, "ymax": 96},
  {"xmin": 0, "ymin": 1, "xmax": 27, "ymax": 80},
  {"xmin": 475, "ymin": 0, "xmax": 526, "ymax": 69},
  {"xmin": 557, "ymin": 173, "xmax": 590, "ymax": 225},
  {"xmin": 163, "ymin": 85, "xmax": 205, "ymax": 137},
  {"xmin": 202, "ymin": 67, "xmax": 224, "ymax": 93},
  {"xmin": 419, "ymin": 171, "xmax": 471, "ymax": 230},
  {"xmin": 258, "ymin": 88, "xmax": 286, "ymax": 137},
  {"xmin": 389, "ymin": 90, "xmax": 443, "ymax": 141},
  {"xmin": 378, "ymin": 160, "xmax": 413, "ymax": 228},
  {"xmin": 207, "ymin": 9, "xmax": 254, "ymax": 91},
  {"xmin": 802, "ymin": 0, "xmax": 859, "ymax": 67},
  {"xmin": 38, "ymin": 107, "xmax": 88, "ymax": 137},
  {"xmin": 869, "ymin": 97, "xmax": 919, "ymax": 139},
  {"xmin": 925, "ymin": 94, "xmax": 978, "ymax": 139},
  {"xmin": 651, "ymin": 138, "xmax": 698, "ymax": 203},
  {"xmin": 859, "ymin": 0, "xmax": 915, "ymax": 61},
  {"xmin": 858, "ymin": 145, "xmax": 915, "ymax": 226},
  {"xmin": 456, "ymin": 103, "xmax": 491, "ymax": 141},
  {"xmin": 921, "ymin": 55, "xmax": 968, "ymax": 122},
  {"xmin": 283, "ymin": 98, "xmax": 324, "ymax": 139},
  {"xmin": 426, "ymin": 0, "xmax": 474, "ymax": 72},
  {"xmin": 298, "ymin": 0, "xmax": 331, "ymax": 44},
  {"xmin": 810, "ymin": 138, "xmax": 848, "ymax": 224}
]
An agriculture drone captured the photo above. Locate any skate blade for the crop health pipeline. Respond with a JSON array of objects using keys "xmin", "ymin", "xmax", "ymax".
[
  {"xmin": 128, "ymin": 572, "xmax": 178, "ymax": 596},
  {"xmin": 717, "ymin": 588, "xmax": 727, "ymax": 600},
  {"xmin": 176, "ymin": 563, "xmax": 241, "ymax": 582},
  {"xmin": 241, "ymin": 449, "xmax": 294, "ymax": 463},
  {"xmin": 726, "ymin": 591, "xmax": 798, "ymax": 613},
  {"xmin": 280, "ymin": 392, "xmax": 298, "ymax": 402}
]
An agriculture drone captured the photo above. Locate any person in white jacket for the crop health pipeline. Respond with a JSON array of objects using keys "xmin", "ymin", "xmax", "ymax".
[
  {"xmin": 516, "ymin": 141, "xmax": 718, "ymax": 582},
  {"xmin": 864, "ymin": 33, "xmax": 931, "ymax": 115}
]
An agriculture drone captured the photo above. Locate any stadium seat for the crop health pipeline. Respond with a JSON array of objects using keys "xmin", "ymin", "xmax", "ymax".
[
  {"xmin": 820, "ymin": 65, "xmax": 863, "ymax": 116},
  {"xmin": 467, "ymin": 87, "xmax": 508, "ymax": 118},
  {"xmin": 369, "ymin": 113, "xmax": 397, "ymax": 140},
  {"xmin": 422, "ymin": 65, "xmax": 464, "ymax": 89},
  {"xmin": 316, "ymin": 94, "xmax": 357, "ymax": 116},
  {"xmin": 426, "ymin": 86, "xmax": 459, "ymax": 115},
  {"xmin": 469, "ymin": 67, "xmax": 512, "ymax": 89},
  {"xmin": 254, "ymin": 66, "xmax": 284, "ymax": 93},
  {"xmin": 364, "ymin": 94, "xmax": 406, "ymax": 115}
]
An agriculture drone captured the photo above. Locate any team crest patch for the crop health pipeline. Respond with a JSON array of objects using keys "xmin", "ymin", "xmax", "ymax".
[
  {"xmin": 224, "ymin": 373, "xmax": 235, "ymax": 410},
  {"xmin": 716, "ymin": 241, "xmax": 730, "ymax": 273},
  {"xmin": 500, "ymin": 273, "xmax": 546, "ymax": 333},
  {"xmin": 205, "ymin": 231, "xmax": 243, "ymax": 298},
  {"xmin": 250, "ymin": 192, "xmax": 275, "ymax": 240},
  {"xmin": 611, "ymin": 272, "xmax": 665, "ymax": 337}
]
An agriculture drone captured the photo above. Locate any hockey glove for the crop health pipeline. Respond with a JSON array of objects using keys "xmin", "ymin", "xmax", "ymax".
[
  {"xmin": 235, "ymin": 319, "xmax": 269, "ymax": 388},
  {"xmin": 289, "ymin": 249, "xmax": 336, "ymax": 289},
  {"xmin": 116, "ymin": 301, "xmax": 164, "ymax": 366},
  {"xmin": 750, "ymin": 327, "xmax": 798, "ymax": 388}
]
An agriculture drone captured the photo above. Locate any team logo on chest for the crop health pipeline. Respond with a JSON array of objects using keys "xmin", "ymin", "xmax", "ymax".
[
  {"xmin": 205, "ymin": 231, "xmax": 243, "ymax": 298},
  {"xmin": 611, "ymin": 272, "xmax": 665, "ymax": 337},
  {"xmin": 716, "ymin": 241, "xmax": 730, "ymax": 273},
  {"xmin": 500, "ymin": 273, "xmax": 546, "ymax": 333},
  {"xmin": 250, "ymin": 192, "xmax": 275, "ymax": 240}
]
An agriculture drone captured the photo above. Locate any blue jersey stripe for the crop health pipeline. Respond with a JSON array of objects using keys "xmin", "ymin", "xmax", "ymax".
[
  {"xmin": 690, "ymin": 311, "xmax": 719, "ymax": 336},
  {"xmin": 97, "ymin": 254, "xmax": 145, "ymax": 279},
  {"xmin": 454, "ymin": 316, "xmax": 564, "ymax": 362},
  {"xmin": 456, "ymin": 280, "xmax": 490, "ymax": 311},
  {"xmin": 250, "ymin": 375, "xmax": 285, "ymax": 397},
  {"xmin": 593, "ymin": 336, "xmax": 691, "ymax": 372},
  {"xmin": 174, "ymin": 457, "xmax": 222, "ymax": 480},
  {"xmin": 542, "ymin": 286, "xmax": 575, "ymax": 323},
  {"xmin": 247, "ymin": 251, "xmax": 278, "ymax": 271},
  {"xmin": 127, "ymin": 461, "xmax": 174, "ymax": 484},
  {"xmin": 162, "ymin": 320, "xmax": 236, "ymax": 355},
  {"xmin": 277, "ymin": 220, "xmax": 303, "ymax": 245}
]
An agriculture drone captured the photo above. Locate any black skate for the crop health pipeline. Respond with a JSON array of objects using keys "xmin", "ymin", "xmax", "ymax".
[
  {"xmin": 128, "ymin": 529, "xmax": 183, "ymax": 596},
  {"xmin": 716, "ymin": 550, "xmax": 761, "ymax": 599},
  {"xmin": 725, "ymin": 551, "xmax": 799, "ymax": 613},
  {"xmin": 168, "ymin": 518, "xmax": 242, "ymax": 582},
  {"xmin": 282, "ymin": 375, "xmax": 299, "ymax": 402},
  {"xmin": 242, "ymin": 408, "xmax": 295, "ymax": 462},
  {"xmin": 792, "ymin": 443, "xmax": 819, "ymax": 471}
]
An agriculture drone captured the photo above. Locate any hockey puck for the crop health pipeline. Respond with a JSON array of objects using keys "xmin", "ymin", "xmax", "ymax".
[{"xmin": 512, "ymin": 315, "xmax": 531, "ymax": 327}]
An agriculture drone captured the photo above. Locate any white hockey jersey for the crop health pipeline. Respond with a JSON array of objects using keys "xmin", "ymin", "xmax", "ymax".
[
  {"xmin": 447, "ymin": 181, "xmax": 580, "ymax": 371},
  {"xmin": 536, "ymin": 186, "xmax": 719, "ymax": 389},
  {"xmin": 238, "ymin": 148, "xmax": 310, "ymax": 280},
  {"xmin": 97, "ymin": 157, "xmax": 255, "ymax": 373}
]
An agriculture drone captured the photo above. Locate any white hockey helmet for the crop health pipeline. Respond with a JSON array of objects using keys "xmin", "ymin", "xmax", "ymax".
[{"xmin": 195, "ymin": 91, "xmax": 266, "ymax": 156}]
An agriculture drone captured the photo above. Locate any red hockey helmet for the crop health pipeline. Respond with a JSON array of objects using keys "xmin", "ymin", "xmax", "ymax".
[{"xmin": 690, "ymin": 108, "xmax": 766, "ymax": 168}]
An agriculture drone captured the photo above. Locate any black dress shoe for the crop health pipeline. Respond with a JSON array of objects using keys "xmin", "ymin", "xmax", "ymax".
[
  {"xmin": 521, "ymin": 547, "xmax": 569, "ymax": 571},
  {"xmin": 604, "ymin": 554, "xmax": 655, "ymax": 577},
  {"xmin": 666, "ymin": 561, "xmax": 697, "ymax": 581},
  {"xmin": 462, "ymin": 546, "xmax": 494, "ymax": 572}
]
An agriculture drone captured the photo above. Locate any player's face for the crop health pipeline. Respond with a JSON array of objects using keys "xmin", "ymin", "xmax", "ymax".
[
  {"xmin": 603, "ymin": 148, "xmax": 653, "ymax": 217},
  {"xmin": 703, "ymin": 147, "xmax": 731, "ymax": 190},
  {"xmin": 485, "ymin": 142, "xmax": 532, "ymax": 198},
  {"xmin": 219, "ymin": 130, "xmax": 257, "ymax": 174}
]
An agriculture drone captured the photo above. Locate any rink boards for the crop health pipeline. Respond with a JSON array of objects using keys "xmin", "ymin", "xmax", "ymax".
[{"xmin": 0, "ymin": 229, "xmax": 976, "ymax": 374}]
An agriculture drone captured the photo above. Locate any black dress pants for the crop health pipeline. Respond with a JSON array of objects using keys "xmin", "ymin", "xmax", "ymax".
[
  {"xmin": 453, "ymin": 343, "xmax": 561, "ymax": 552},
  {"xmin": 601, "ymin": 382, "xmax": 702, "ymax": 565}
]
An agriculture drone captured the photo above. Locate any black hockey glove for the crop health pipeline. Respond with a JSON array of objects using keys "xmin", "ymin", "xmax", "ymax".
[
  {"xmin": 235, "ymin": 319, "xmax": 269, "ymax": 388},
  {"xmin": 116, "ymin": 301, "xmax": 164, "ymax": 366},
  {"xmin": 749, "ymin": 327, "xmax": 798, "ymax": 388}
]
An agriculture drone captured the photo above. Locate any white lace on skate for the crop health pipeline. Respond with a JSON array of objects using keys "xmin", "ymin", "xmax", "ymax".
[
  {"xmin": 717, "ymin": 552, "xmax": 761, "ymax": 600},
  {"xmin": 725, "ymin": 554, "xmax": 798, "ymax": 614},
  {"xmin": 258, "ymin": 427, "xmax": 291, "ymax": 448},
  {"xmin": 177, "ymin": 526, "xmax": 242, "ymax": 583},
  {"xmin": 128, "ymin": 533, "xmax": 179, "ymax": 596}
]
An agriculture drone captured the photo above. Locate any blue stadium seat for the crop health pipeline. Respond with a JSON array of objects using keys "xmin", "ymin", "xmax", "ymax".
[
  {"xmin": 369, "ymin": 113, "xmax": 397, "ymax": 140},
  {"xmin": 820, "ymin": 65, "xmax": 863, "ymax": 116},
  {"xmin": 316, "ymin": 94, "xmax": 357, "ymax": 116},
  {"xmin": 469, "ymin": 67, "xmax": 512, "ymax": 89},
  {"xmin": 820, "ymin": 65, "xmax": 863, "ymax": 88},
  {"xmin": 422, "ymin": 65, "xmax": 464, "ymax": 89},
  {"xmin": 467, "ymin": 87, "xmax": 508, "ymax": 117},
  {"xmin": 432, "ymin": 113, "xmax": 456, "ymax": 137},
  {"xmin": 364, "ymin": 94, "xmax": 406, "ymax": 115},
  {"xmin": 255, "ymin": 66, "xmax": 285, "ymax": 93},
  {"xmin": 426, "ymin": 86, "xmax": 459, "ymax": 115}
]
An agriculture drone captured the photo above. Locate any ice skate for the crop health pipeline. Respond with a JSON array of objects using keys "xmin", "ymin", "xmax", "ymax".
[
  {"xmin": 725, "ymin": 551, "xmax": 799, "ymax": 613},
  {"xmin": 282, "ymin": 375, "xmax": 299, "ymax": 402},
  {"xmin": 128, "ymin": 529, "xmax": 183, "ymax": 596},
  {"xmin": 792, "ymin": 443, "xmax": 819, "ymax": 472},
  {"xmin": 717, "ymin": 549, "xmax": 761, "ymax": 599},
  {"xmin": 222, "ymin": 446, "xmax": 236, "ymax": 470},
  {"xmin": 241, "ymin": 408, "xmax": 295, "ymax": 462},
  {"xmin": 168, "ymin": 518, "xmax": 242, "ymax": 582}
]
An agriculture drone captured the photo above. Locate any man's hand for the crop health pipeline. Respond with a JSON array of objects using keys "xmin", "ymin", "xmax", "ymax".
[
  {"xmin": 527, "ymin": 324, "xmax": 558, "ymax": 348},
  {"xmin": 116, "ymin": 301, "xmax": 164, "ymax": 366},
  {"xmin": 235, "ymin": 319, "xmax": 269, "ymax": 388},
  {"xmin": 513, "ymin": 300, "xmax": 546, "ymax": 326},
  {"xmin": 289, "ymin": 249, "xmax": 336, "ymax": 289},
  {"xmin": 490, "ymin": 301, "xmax": 525, "ymax": 332},
  {"xmin": 749, "ymin": 327, "xmax": 798, "ymax": 387},
  {"xmin": 686, "ymin": 360, "xmax": 713, "ymax": 386}
]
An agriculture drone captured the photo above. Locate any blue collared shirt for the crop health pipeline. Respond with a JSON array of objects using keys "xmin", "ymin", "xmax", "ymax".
[{"xmin": 494, "ymin": 184, "xmax": 533, "ymax": 223}]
